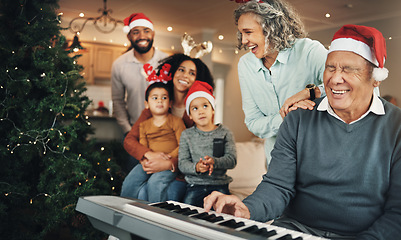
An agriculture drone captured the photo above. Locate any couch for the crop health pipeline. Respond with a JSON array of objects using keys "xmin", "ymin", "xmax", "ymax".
[{"xmin": 227, "ymin": 139, "xmax": 267, "ymax": 200}]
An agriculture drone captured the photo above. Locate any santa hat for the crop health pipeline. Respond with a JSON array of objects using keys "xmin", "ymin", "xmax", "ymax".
[
  {"xmin": 328, "ymin": 24, "xmax": 388, "ymax": 81},
  {"xmin": 123, "ymin": 13, "xmax": 154, "ymax": 33},
  {"xmin": 185, "ymin": 81, "xmax": 215, "ymax": 115}
]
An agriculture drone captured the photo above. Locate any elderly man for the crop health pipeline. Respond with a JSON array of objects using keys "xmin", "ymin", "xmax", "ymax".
[{"xmin": 204, "ymin": 25, "xmax": 401, "ymax": 239}]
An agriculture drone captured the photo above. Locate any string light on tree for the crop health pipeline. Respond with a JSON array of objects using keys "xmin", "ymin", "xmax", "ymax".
[{"xmin": 1, "ymin": 2, "xmax": 123, "ymax": 237}]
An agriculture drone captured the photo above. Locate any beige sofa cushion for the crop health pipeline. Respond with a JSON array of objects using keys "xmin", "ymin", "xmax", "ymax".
[{"xmin": 228, "ymin": 140, "xmax": 266, "ymax": 199}]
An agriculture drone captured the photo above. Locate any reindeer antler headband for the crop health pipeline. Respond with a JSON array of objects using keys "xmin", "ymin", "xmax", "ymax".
[
  {"xmin": 181, "ymin": 33, "xmax": 213, "ymax": 58},
  {"xmin": 143, "ymin": 63, "xmax": 172, "ymax": 85},
  {"xmin": 230, "ymin": 0, "xmax": 264, "ymax": 3}
]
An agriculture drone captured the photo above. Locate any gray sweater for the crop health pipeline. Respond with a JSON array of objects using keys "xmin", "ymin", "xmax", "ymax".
[
  {"xmin": 178, "ymin": 124, "xmax": 237, "ymax": 185},
  {"xmin": 243, "ymin": 98, "xmax": 401, "ymax": 239}
]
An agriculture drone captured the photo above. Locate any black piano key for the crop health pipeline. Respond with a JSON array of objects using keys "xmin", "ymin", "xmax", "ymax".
[
  {"xmin": 292, "ymin": 237, "xmax": 303, "ymax": 240},
  {"xmin": 166, "ymin": 204, "xmax": 181, "ymax": 211},
  {"xmin": 254, "ymin": 227, "xmax": 277, "ymax": 238},
  {"xmin": 218, "ymin": 219, "xmax": 245, "ymax": 229},
  {"xmin": 191, "ymin": 212, "xmax": 209, "ymax": 219},
  {"xmin": 151, "ymin": 202, "xmax": 169, "ymax": 208},
  {"xmin": 172, "ymin": 207, "xmax": 190, "ymax": 213},
  {"xmin": 202, "ymin": 214, "xmax": 224, "ymax": 223},
  {"xmin": 276, "ymin": 234, "xmax": 299, "ymax": 240},
  {"xmin": 240, "ymin": 225, "xmax": 260, "ymax": 234},
  {"xmin": 153, "ymin": 202, "xmax": 181, "ymax": 211},
  {"xmin": 175, "ymin": 208, "xmax": 199, "ymax": 216},
  {"xmin": 184, "ymin": 209, "xmax": 199, "ymax": 216},
  {"xmin": 167, "ymin": 205, "xmax": 182, "ymax": 211}
]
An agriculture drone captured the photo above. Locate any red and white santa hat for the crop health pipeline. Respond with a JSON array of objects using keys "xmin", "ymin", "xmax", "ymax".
[
  {"xmin": 185, "ymin": 81, "xmax": 215, "ymax": 115},
  {"xmin": 123, "ymin": 13, "xmax": 154, "ymax": 33},
  {"xmin": 328, "ymin": 24, "xmax": 388, "ymax": 81}
]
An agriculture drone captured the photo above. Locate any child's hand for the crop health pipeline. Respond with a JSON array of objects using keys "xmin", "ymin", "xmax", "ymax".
[
  {"xmin": 196, "ymin": 158, "xmax": 210, "ymax": 174},
  {"xmin": 203, "ymin": 156, "xmax": 215, "ymax": 175}
]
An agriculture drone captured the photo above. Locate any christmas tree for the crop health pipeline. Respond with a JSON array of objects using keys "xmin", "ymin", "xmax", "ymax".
[{"xmin": 0, "ymin": 0, "xmax": 123, "ymax": 239}]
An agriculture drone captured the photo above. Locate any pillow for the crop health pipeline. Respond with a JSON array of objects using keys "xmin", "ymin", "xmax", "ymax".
[{"xmin": 227, "ymin": 140, "xmax": 266, "ymax": 189}]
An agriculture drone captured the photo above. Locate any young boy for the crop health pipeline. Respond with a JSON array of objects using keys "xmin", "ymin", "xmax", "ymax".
[
  {"xmin": 178, "ymin": 81, "xmax": 237, "ymax": 207},
  {"xmin": 121, "ymin": 77, "xmax": 186, "ymax": 203}
]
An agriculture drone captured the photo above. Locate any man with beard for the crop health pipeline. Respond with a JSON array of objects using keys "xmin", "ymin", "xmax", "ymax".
[{"xmin": 111, "ymin": 13, "xmax": 167, "ymax": 171}]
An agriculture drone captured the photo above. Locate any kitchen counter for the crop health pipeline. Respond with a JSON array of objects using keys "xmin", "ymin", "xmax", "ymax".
[{"xmin": 87, "ymin": 114, "xmax": 124, "ymax": 142}]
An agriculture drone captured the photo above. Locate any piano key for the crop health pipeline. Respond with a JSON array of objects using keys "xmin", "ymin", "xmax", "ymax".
[
  {"xmin": 202, "ymin": 214, "xmax": 225, "ymax": 223},
  {"xmin": 240, "ymin": 225, "xmax": 260, "ymax": 233},
  {"xmin": 244, "ymin": 226, "xmax": 277, "ymax": 238},
  {"xmin": 276, "ymin": 234, "xmax": 297, "ymax": 240},
  {"xmin": 151, "ymin": 202, "xmax": 169, "ymax": 208},
  {"xmin": 218, "ymin": 219, "xmax": 245, "ymax": 229},
  {"xmin": 191, "ymin": 212, "xmax": 209, "ymax": 219},
  {"xmin": 152, "ymin": 202, "xmax": 181, "ymax": 211},
  {"xmin": 174, "ymin": 208, "xmax": 199, "ymax": 216}
]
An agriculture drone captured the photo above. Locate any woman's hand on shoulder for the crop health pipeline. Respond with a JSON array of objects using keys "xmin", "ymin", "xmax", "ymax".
[
  {"xmin": 280, "ymin": 88, "xmax": 309, "ymax": 118},
  {"xmin": 280, "ymin": 87, "xmax": 321, "ymax": 118},
  {"xmin": 287, "ymin": 100, "xmax": 316, "ymax": 114}
]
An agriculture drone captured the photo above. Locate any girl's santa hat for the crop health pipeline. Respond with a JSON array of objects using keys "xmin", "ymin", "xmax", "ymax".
[
  {"xmin": 185, "ymin": 81, "xmax": 215, "ymax": 115},
  {"xmin": 328, "ymin": 24, "xmax": 388, "ymax": 81},
  {"xmin": 123, "ymin": 13, "xmax": 154, "ymax": 33}
]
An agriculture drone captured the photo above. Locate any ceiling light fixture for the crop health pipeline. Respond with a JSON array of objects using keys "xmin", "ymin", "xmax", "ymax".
[{"xmin": 68, "ymin": 0, "xmax": 123, "ymax": 35}]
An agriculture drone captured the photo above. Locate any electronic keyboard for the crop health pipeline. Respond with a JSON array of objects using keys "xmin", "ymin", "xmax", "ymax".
[{"xmin": 75, "ymin": 195, "xmax": 328, "ymax": 240}]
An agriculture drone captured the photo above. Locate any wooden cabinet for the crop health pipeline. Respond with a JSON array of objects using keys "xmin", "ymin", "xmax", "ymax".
[{"xmin": 71, "ymin": 41, "xmax": 128, "ymax": 85}]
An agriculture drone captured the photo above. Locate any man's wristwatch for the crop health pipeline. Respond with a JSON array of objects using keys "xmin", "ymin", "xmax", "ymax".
[{"xmin": 306, "ymin": 84, "xmax": 317, "ymax": 101}]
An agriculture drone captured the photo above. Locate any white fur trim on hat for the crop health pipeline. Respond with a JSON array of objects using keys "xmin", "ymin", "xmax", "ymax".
[
  {"xmin": 185, "ymin": 91, "xmax": 216, "ymax": 116},
  {"xmin": 329, "ymin": 38, "xmax": 379, "ymax": 67},
  {"xmin": 123, "ymin": 19, "xmax": 154, "ymax": 33},
  {"xmin": 372, "ymin": 67, "xmax": 388, "ymax": 81},
  {"xmin": 123, "ymin": 26, "xmax": 131, "ymax": 33}
]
